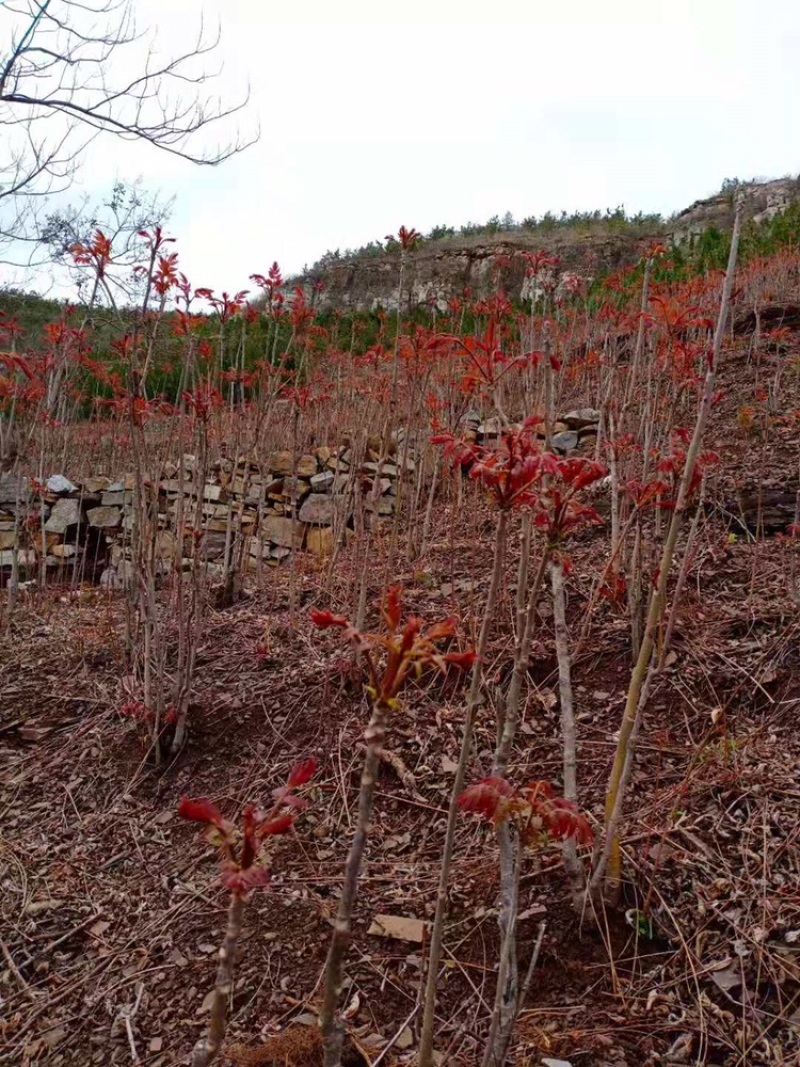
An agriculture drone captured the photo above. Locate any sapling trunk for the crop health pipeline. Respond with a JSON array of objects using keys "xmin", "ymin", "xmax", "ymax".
[
  {"xmin": 171, "ymin": 422, "xmax": 207, "ymax": 753},
  {"xmin": 191, "ymin": 894, "xmax": 244, "ymax": 1067},
  {"xmin": 355, "ymin": 420, "xmax": 393, "ymax": 631},
  {"xmin": 495, "ymin": 515, "xmax": 531, "ymax": 758},
  {"xmin": 594, "ymin": 201, "xmax": 742, "ymax": 898},
  {"xmin": 494, "ymin": 921, "xmax": 546, "ymax": 1067},
  {"xmin": 550, "ymin": 558, "xmax": 583, "ymax": 903},
  {"xmin": 481, "ymin": 826, "xmax": 522, "ymax": 1067},
  {"xmin": 660, "ymin": 477, "xmax": 706, "ymax": 666},
  {"xmin": 418, "ymin": 510, "xmax": 509, "ymax": 1067},
  {"xmin": 627, "ymin": 524, "xmax": 644, "ymax": 661},
  {"xmin": 288, "ymin": 405, "xmax": 300, "ymax": 622},
  {"xmin": 319, "ymin": 696, "xmax": 388, "ymax": 1067},
  {"xmin": 482, "ymin": 520, "xmax": 536, "ymax": 1067},
  {"xmin": 416, "ymin": 451, "xmax": 441, "ymax": 562}
]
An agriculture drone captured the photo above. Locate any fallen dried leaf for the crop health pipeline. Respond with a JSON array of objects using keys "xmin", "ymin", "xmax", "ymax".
[{"xmin": 367, "ymin": 914, "xmax": 426, "ymax": 943}]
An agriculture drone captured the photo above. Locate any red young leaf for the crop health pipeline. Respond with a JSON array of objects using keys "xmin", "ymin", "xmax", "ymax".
[
  {"xmin": 258, "ymin": 813, "xmax": 295, "ymax": 836},
  {"xmin": 443, "ymin": 649, "xmax": 478, "ymax": 670},
  {"xmin": 458, "ymin": 777, "xmax": 514, "ymax": 821},
  {"xmin": 310, "ymin": 608, "xmax": 350, "ymax": 629},
  {"xmin": 178, "ymin": 796, "xmax": 227, "ymax": 828},
  {"xmin": 224, "ymin": 867, "xmax": 271, "ymax": 895},
  {"xmin": 384, "ymin": 584, "xmax": 403, "ymax": 630},
  {"xmin": 287, "ymin": 756, "xmax": 318, "ymax": 788}
]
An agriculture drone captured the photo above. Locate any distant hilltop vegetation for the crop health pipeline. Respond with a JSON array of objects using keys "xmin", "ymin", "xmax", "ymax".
[{"xmin": 295, "ymin": 176, "xmax": 800, "ymax": 312}]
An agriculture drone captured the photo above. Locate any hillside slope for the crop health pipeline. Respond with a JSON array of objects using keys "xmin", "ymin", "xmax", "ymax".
[{"xmin": 302, "ymin": 177, "xmax": 800, "ymax": 312}]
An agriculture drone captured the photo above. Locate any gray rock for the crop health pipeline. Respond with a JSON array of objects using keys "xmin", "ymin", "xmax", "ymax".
[
  {"xmin": 365, "ymin": 497, "xmax": 394, "ymax": 516},
  {"xmin": 0, "ymin": 548, "xmax": 35, "ymax": 568},
  {"xmin": 46, "ymin": 474, "xmax": 77, "ymax": 494},
  {"xmin": 361, "ymin": 461, "xmax": 399, "ymax": 478},
  {"xmin": 267, "ymin": 450, "xmax": 294, "ymax": 476},
  {"xmin": 199, "ymin": 532, "xmax": 227, "ymax": 560},
  {"xmin": 310, "ymin": 471, "xmax": 335, "ymax": 492},
  {"xmin": 100, "ymin": 560, "xmax": 135, "ymax": 588},
  {"xmin": 478, "ymin": 417, "xmax": 502, "ymax": 438},
  {"xmin": 101, "ymin": 490, "xmax": 132, "ymax": 506},
  {"xmin": 44, "ymin": 498, "xmax": 82, "ymax": 533},
  {"xmin": 50, "ymin": 543, "xmax": 77, "ymax": 558},
  {"xmin": 87, "ymin": 506, "xmax": 121, "ymax": 528},
  {"xmin": 0, "ymin": 473, "xmax": 29, "ymax": 505},
  {"xmin": 202, "ymin": 483, "xmax": 225, "ymax": 502},
  {"xmin": 296, "ymin": 454, "xmax": 318, "ymax": 479},
  {"xmin": 153, "ymin": 530, "xmax": 177, "ymax": 558},
  {"xmin": 261, "ymin": 515, "xmax": 304, "ymax": 548},
  {"xmin": 307, "ymin": 526, "xmax": 335, "ymax": 556},
  {"xmin": 562, "ymin": 408, "xmax": 600, "ymax": 429},
  {"xmin": 100, "ymin": 566, "xmax": 122, "ymax": 590},
  {"xmin": 299, "ymin": 493, "xmax": 338, "ymax": 525},
  {"xmin": 282, "ymin": 476, "xmax": 311, "ymax": 501},
  {"xmin": 551, "ymin": 430, "xmax": 579, "ymax": 454}
]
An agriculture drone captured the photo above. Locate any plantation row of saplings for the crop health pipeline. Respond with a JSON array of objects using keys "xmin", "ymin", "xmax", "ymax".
[
  {"xmin": 4, "ymin": 204, "xmax": 798, "ymax": 1065},
  {"xmin": 0, "ymin": 408, "xmax": 600, "ymax": 590}
]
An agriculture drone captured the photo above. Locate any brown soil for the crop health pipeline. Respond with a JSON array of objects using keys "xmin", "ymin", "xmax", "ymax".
[{"xmin": 1, "ymin": 340, "xmax": 799, "ymax": 1066}]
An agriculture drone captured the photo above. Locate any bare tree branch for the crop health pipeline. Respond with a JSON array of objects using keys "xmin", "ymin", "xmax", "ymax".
[{"xmin": 0, "ymin": 0, "xmax": 257, "ymax": 257}]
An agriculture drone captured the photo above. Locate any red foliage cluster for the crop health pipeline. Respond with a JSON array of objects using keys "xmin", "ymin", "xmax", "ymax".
[
  {"xmin": 178, "ymin": 757, "xmax": 317, "ymax": 897},
  {"xmin": 195, "ymin": 288, "xmax": 250, "ymax": 323},
  {"xmin": 522, "ymin": 250, "xmax": 560, "ymax": 277},
  {"xmin": 654, "ymin": 428, "xmax": 719, "ymax": 505},
  {"xmin": 181, "ymin": 386, "xmax": 224, "ymax": 421},
  {"xmin": 458, "ymin": 777, "xmax": 593, "ymax": 847},
  {"xmin": 386, "ymin": 226, "xmax": 421, "ymax": 251},
  {"xmin": 70, "ymin": 229, "xmax": 113, "ymax": 277},
  {"xmin": 310, "ymin": 584, "xmax": 476, "ymax": 705},
  {"xmin": 432, "ymin": 425, "xmax": 606, "ymax": 547}
]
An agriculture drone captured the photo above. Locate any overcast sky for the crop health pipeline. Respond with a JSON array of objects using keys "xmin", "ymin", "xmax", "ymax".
[{"xmin": 5, "ymin": 0, "xmax": 800, "ymax": 295}]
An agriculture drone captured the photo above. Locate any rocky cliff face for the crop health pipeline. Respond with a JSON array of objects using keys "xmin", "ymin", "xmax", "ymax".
[
  {"xmin": 670, "ymin": 176, "xmax": 800, "ymax": 243},
  {"xmin": 305, "ymin": 178, "xmax": 799, "ymax": 313},
  {"xmin": 310, "ymin": 230, "xmax": 652, "ymax": 313}
]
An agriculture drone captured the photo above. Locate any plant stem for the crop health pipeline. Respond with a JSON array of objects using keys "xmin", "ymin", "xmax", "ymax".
[
  {"xmin": 594, "ymin": 199, "xmax": 742, "ymax": 898},
  {"xmin": 550, "ymin": 558, "xmax": 583, "ymax": 903},
  {"xmin": 493, "ymin": 921, "xmax": 546, "ymax": 1067},
  {"xmin": 481, "ymin": 824, "xmax": 521, "ymax": 1067},
  {"xmin": 191, "ymin": 893, "xmax": 244, "ymax": 1067},
  {"xmin": 418, "ymin": 509, "xmax": 509, "ymax": 1067},
  {"xmin": 319, "ymin": 696, "xmax": 388, "ymax": 1067}
]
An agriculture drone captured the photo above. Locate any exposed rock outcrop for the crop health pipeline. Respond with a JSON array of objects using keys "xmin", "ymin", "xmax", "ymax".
[{"xmin": 301, "ymin": 178, "xmax": 799, "ymax": 313}]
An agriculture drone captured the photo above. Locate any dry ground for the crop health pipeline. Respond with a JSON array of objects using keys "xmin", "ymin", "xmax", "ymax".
[{"xmin": 1, "ymin": 342, "xmax": 799, "ymax": 1067}]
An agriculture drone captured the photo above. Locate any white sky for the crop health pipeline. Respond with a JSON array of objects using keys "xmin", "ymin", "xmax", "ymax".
[{"xmin": 5, "ymin": 0, "xmax": 800, "ymax": 295}]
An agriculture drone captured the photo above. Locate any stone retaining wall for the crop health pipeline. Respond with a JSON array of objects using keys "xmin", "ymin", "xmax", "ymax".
[
  {"xmin": 0, "ymin": 409, "xmax": 602, "ymax": 587},
  {"xmin": 0, "ymin": 431, "xmax": 418, "ymax": 587}
]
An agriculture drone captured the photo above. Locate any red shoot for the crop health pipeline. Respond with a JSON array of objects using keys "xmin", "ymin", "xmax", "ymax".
[
  {"xmin": 178, "ymin": 758, "xmax": 316, "ymax": 898},
  {"xmin": 459, "ymin": 776, "xmax": 593, "ymax": 848},
  {"xmin": 310, "ymin": 585, "xmax": 474, "ymax": 705},
  {"xmin": 178, "ymin": 796, "xmax": 231, "ymax": 830}
]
